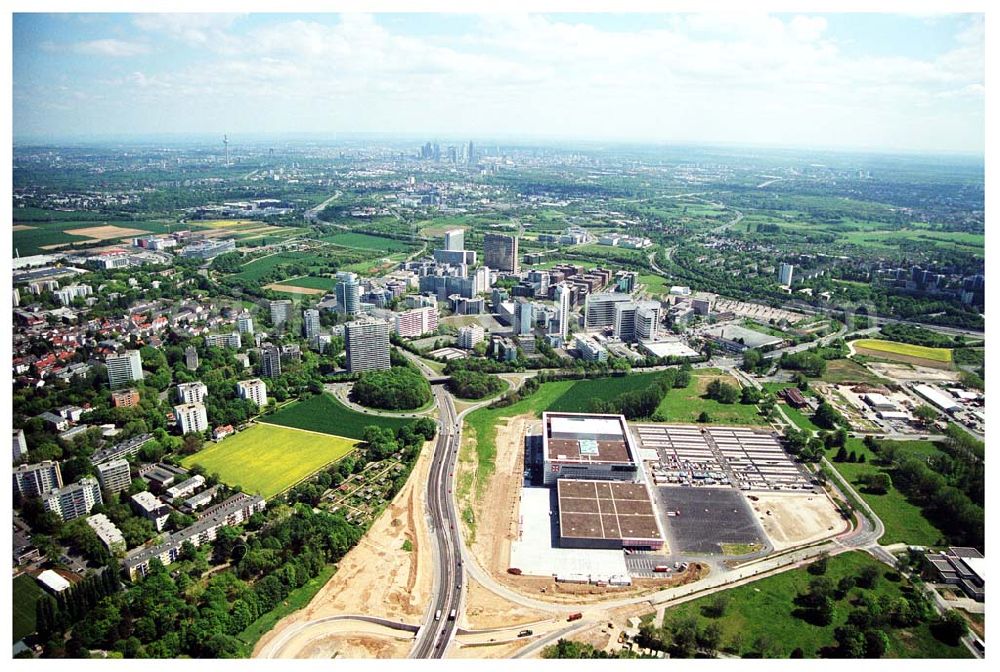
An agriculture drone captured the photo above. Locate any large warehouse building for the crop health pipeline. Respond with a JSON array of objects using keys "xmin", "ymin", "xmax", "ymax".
[
  {"xmin": 557, "ymin": 479, "xmax": 664, "ymax": 550},
  {"xmin": 542, "ymin": 412, "xmax": 641, "ymax": 485}
]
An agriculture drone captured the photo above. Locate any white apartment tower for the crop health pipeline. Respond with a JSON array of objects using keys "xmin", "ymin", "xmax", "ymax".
[
  {"xmin": 174, "ymin": 403, "xmax": 209, "ymax": 434},
  {"xmin": 176, "ymin": 382, "xmax": 209, "ymax": 405},
  {"xmin": 237, "ymin": 312, "xmax": 254, "ymax": 335},
  {"xmin": 236, "ymin": 378, "xmax": 268, "ymax": 408},
  {"xmin": 95, "ymin": 458, "xmax": 132, "ymax": 494},
  {"xmin": 106, "ymin": 350, "xmax": 144, "ymax": 389},
  {"xmin": 345, "ymin": 320, "xmax": 391, "ymax": 373}
]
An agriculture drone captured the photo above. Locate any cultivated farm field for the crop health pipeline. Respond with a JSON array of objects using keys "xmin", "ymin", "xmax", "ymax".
[
  {"xmin": 853, "ymin": 339, "xmax": 952, "ymax": 367},
  {"xmin": 263, "ymin": 392, "xmax": 412, "ymax": 440},
  {"xmin": 180, "ymin": 423, "xmax": 357, "ymax": 498}
]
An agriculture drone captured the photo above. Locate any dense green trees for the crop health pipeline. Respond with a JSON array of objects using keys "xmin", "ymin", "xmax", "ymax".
[
  {"xmin": 446, "ymin": 370, "xmax": 504, "ymax": 400},
  {"xmin": 351, "ymin": 367, "xmax": 431, "ymax": 410},
  {"xmin": 706, "ymin": 379, "xmax": 740, "ymax": 404}
]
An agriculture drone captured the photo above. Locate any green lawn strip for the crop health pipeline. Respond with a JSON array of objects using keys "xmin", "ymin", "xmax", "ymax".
[
  {"xmin": 826, "ymin": 439, "xmax": 948, "ymax": 546},
  {"xmin": 13, "ymin": 574, "xmax": 44, "ymax": 642},
  {"xmin": 819, "ymin": 359, "xmax": 888, "ymax": 385},
  {"xmin": 263, "ymin": 392, "xmax": 412, "ymax": 439},
  {"xmin": 658, "ymin": 551, "xmax": 970, "ymax": 658},
  {"xmin": 280, "ymin": 275, "xmax": 337, "ymax": 291},
  {"xmin": 236, "ymin": 563, "xmax": 338, "ymax": 653},
  {"xmin": 464, "ymin": 380, "xmax": 576, "ymax": 496},
  {"xmin": 656, "ymin": 371, "xmax": 767, "ymax": 425},
  {"xmin": 780, "ymin": 403, "xmax": 822, "ymax": 433},
  {"xmin": 180, "ymin": 423, "xmax": 357, "ymax": 499},
  {"xmin": 320, "ymin": 232, "xmax": 414, "ymax": 252}
]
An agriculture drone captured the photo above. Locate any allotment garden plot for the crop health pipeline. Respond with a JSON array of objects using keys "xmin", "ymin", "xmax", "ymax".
[{"xmin": 180, "ymin": 423, "xmax": 357, "ymax": 499}]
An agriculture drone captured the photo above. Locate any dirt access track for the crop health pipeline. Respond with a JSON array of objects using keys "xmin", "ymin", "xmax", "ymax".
[
  {"xmin": 253, "ymin": 440, "xmax": 435, "ymax": 658},
  {"xmin": 748, "ymin": 491, "xmax": 847, "ymax": 552}
]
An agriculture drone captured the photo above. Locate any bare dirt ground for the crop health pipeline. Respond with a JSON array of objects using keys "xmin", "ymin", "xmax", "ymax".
[
  {"xmin": 262, "ymin": 283, "xmax": 326, "ymax": 295},
  {"xmin": 12, "ymin": 224, "xmax": 35, "ymax": 231},
  {"xmin": 865, "ymin": 361, "xmax": 960, "ymax": 384},
  {"xmin": 65, "ymin": 224, "xmax": 149, "ymax": 240},
  {"xmin": 298, "ymin": 632, "xmax": 414, "ymax": 659},
  {"xmin": 468, "ymin": 415, "xmax": 531, "ymax": 579},
  {"xmin": 450, "ymin": 638, "xmax": 533, "ymax": 659},
  {"xmin": 253, "ymin": 440, "xmax": 435, "ymax": 658},
  {"xmin": 748, "ymin": 491, "xmax": 846, "ymax": 551},
  {"xmin": 461, "ymin": 576, "xmax": 552, "ymax": 629}
]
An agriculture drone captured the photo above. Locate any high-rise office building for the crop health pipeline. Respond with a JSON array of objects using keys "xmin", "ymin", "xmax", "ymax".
[
  {"xmin": 13, "ymin": 461, "xmax": 63, "ymax": 498},
  {"xmin": 336, "ymin": 272, "xmax": 361, "ymax": 316},
  {"xmin": 444, "ymin": 229, "xmax": 465, "ymax": 252},
  {"xmin": 184, "ymin": 346, "xmax": 199, "ymax": 372},
  {"xmin": 269, "ymin": 299, "xmax": 293, "ymax": 327},
  {"xmin": 483, "ymin": 233, "xmax": 519, "ymax": 273},
  {"xmin": 584, "ymin": 293, "xmax": 633, "ymax": 330},
  {"xmin": 345, "ymin": 319, "xmax": 391, "ymax": 373},
  {"xmin": 41, "ymin": 477, "xmax": 103, "ymax": 522},
  {"xmin": 514, "ymin": 299, "xmax": 534, "ymax": 336},
  {"xmin": 174, "ymin": 403, "xmax": 209, "ymax": 434},
  {"xmin": 13, "ymin": 428, "xmax": 27, "ymax": 462},
  {"xmin": 614, "ymin": 301, "xmax": 661, "ymax": 342},
  {"xmin": 303, "ymin": 309, "xmax": 322, "ymax": 340},
  {"xmin": 106, "ymin": 350, "xmax": 144, "ymax": 389},
  {"xmin": 467, "ymin": 141, "xmax": 476, "ymax": 164},
  {"xmin": 95, "ymin": 458, "xmax": 132, "ymax": 494},
  {"xmin": 778, "ymin": 263, "xmax": 794, "ymax": 286},
  {"xmin": 236, "ymin": 378, "xmax": 268, "ymax": 407},
  {"xmin": 260, "ymin": 345, "xmax": 282, "ymax": 378},
  {"xmin": 237, "ymin": 312, "xmax": 254, "ymax": 335},
  {"xmin": 176, "ymin": 382, "xmax": 209, "ymax": 405},
  {"xmin": 553, "ymin": 282, "xmax": 572, "ymax": 339}
]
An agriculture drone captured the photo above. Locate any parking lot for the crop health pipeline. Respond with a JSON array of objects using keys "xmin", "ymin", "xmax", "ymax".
[
  {"xmin": 657, "ymin": 487, "xmax": 765, "ymax": 554},
  {"xmin": 705, "ymin": 427, "xmax": 815, "ymax": 492},
  {"xmin": 634, "ymin": 424, "xmax": 729, "ymax": 487}
]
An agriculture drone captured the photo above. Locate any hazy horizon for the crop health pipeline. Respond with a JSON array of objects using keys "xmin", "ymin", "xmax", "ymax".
[{"xmin": 14, "ymin": 13, "xmax": 985, "ymax": 154}]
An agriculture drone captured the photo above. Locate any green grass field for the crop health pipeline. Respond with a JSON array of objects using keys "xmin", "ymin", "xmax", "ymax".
[
  {"xmin": 658, "ymin": 551, "xmax": 970, "ymax": 658},
  {"xmin": 180, "ymin": 423, "xmax": 357, "ymax": 498},
  {"xmin": 827, "ymin": 439, "xmax": 947, "ymax": 546},
  {"xmin": 279, "ymin": 275, "xmax": 337, "ymax": 291},
  {"xmin": 321, "ymin": 232, "xmax": 414, "ymax": 252},
  {"xmin": 853, "ymin": 339, "xmax": 952, "ymax": 363},
  {"xmin": 656, "ymin": 370, "xmax": 767, "ymax": 425},
  {"xmin": 235, "ymin": 252, "xmax": 333, "ymax": 282},
  {"xmin": 546, "ymin": 371, "xmax": 666, "ymax": 413},
  {"xmin": 780, "ymin": 402, "xmax": 822, "ymax": 433},
  {"xmin": 13, "ymin": 574, "xmax": 44, "ymax": 642},
  {"xmin": 819, "ymin": 358, "xmax": 888, "ymax": 385},
  {"xmin": 263, "ymin": 392, "xmax": 412, "ymax": 440}
]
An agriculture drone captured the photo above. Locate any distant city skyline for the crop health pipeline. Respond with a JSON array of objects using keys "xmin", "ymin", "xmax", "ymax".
[{"xmin": 13, "ymin": 12, "xmax": 985, "ymax": 154}]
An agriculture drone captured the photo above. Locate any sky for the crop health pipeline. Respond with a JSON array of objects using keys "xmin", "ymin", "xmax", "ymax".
[{"xmin": 12, "ymin": 12, "xmax": 986, "ymax": 153}]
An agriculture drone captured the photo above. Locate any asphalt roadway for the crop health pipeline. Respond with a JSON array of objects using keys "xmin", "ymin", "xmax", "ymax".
[{"xmin": 410, "ymin": 386, "xmax": 464, "ymax": 658}]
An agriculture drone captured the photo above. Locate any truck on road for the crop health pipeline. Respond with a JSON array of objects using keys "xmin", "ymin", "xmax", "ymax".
[{"xmin": 567, "ymin": 612, "xmax": 583, "ymax": 622}]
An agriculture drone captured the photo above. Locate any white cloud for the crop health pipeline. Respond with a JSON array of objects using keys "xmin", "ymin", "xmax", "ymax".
[
  {"xmin": 41, "ymin": 38, "xmax": 150, "ymax": 57},
  {"xmin": 19, "ymin": 12, "xmax": 984, "ymax": 152}
]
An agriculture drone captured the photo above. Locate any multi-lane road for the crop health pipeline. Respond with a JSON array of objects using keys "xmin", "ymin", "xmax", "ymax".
[{"xmin": 411, "ymin": 387, "xmax": 464, "ymax": 658}]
